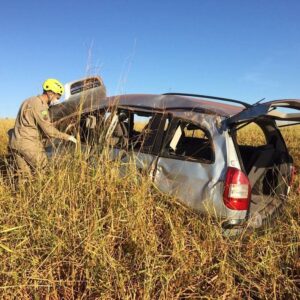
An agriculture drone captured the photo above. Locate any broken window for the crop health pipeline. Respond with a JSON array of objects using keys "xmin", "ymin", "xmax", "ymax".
[
  {"xmin": 70, "ymin": 77, "xmax": 102, "ymax": 96},
  {"xmin": 164, "ymin": 121, "xmax": 214, "ymax": 163},
  {"xmin": 129, "ymin": 111, "xmax": 167, "ymax": 154},
  {"xmin": 103, "ymin": 109, "xmax": 167, "ymax": 154},
  {"xmin": 104, "ymin": 110, "xmax": 129, "ymax": 148},
  {"xmin": 78, "ymin": 110, "xmax": 107, "ymax": 145},
  {"xmin": 236, "ymin": 122, "xmax": 267, "ymax": 146}
]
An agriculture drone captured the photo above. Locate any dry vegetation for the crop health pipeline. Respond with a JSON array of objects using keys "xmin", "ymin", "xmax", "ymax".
[
  {"xmin": 0, "ymin": 119, "xmax": 299, "ymax": 299},
  {"xmin": 0, "ymin": 119, "xmax": 14, "ymax": 156}
]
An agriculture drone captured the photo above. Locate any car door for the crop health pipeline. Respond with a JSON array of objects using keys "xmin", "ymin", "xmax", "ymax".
[
  {"xmin": 107, "ymin": 108, "xmax": 169, "ymax": 176},
  {"xmin": 153, "ymin": 116, "xmax": 222, "ymax": 212}
]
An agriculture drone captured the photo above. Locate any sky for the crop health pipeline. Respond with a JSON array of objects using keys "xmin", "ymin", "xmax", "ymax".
[{"xmin": 0, "ymin": 0, "xmax": 300, "ymax": 117}]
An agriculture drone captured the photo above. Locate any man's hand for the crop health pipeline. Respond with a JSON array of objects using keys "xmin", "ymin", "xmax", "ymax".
[{"xmin": 68, "ymin": 135, "xmax": 77, "ymax": 144}]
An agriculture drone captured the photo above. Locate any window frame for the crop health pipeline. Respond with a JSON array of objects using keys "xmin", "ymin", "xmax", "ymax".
[
  {"xmin": 110, "ymin": 108, "xmax": 169, "ymax": 156},
  {"xmin": 160, "ymin": 118, "xmax": 215, "ymax": 164}
]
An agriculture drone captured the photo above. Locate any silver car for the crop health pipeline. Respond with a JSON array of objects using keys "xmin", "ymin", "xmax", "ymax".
[{"xmin": 49, "ymin": 77, "xmax": 300, "ymax": 233}]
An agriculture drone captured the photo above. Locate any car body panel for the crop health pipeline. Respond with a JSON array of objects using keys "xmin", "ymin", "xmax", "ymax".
[
  {"xmin": 154, "ymin": 114, "xmax": 225, "ymax": 216},
  {"xmin": 107, "ymin": 148, "xmax": 157, "ymax": 178}
]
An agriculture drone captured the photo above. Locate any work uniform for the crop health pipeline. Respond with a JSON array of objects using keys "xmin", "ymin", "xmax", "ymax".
[{"xmin": 9, "ymin": 95, "xmax": 70, "ymax": 175}]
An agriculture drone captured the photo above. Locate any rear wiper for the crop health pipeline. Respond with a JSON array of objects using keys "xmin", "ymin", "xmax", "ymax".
[{"xmin": 252, "ymin": 97, "xmax": 266, "ymax": 106}]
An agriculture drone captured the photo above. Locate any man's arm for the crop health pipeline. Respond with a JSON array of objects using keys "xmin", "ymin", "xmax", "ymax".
[{"xmin": 32, "ymin": 106, "xmax": 71, "ymax": 141}]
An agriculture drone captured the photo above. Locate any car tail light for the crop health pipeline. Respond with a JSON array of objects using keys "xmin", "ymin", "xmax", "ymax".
[
  {"xmin": 289, "ymin": 166, "xmax": 296, "ymax": 186},
  {"xmin": 223, "ymin": 167, "xmax": 251, "ymax": 211}
]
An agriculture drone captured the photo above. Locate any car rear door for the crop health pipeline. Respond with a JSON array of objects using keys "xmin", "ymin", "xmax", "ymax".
[
  {"xmin": 225, "ymin": 99, "xmax": 300, "ymax": 198},
  {"xmin": 153, "ymin": 116, "xmax": 224, "ymax": 213}
]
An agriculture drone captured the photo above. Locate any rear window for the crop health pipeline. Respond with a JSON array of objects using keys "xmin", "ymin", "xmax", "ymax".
[
  {"xmin": 70, "ymin": 77, "xmax": 102, "ymax": 95},
  {"xmin": 236, "ymin": 122, "xmax": 267, "ymax": 146}
]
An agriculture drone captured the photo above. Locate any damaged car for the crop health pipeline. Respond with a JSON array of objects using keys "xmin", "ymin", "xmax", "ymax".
[{"xmin": 48, "ymin": 77, "xmax": 300, "ymax": 233}]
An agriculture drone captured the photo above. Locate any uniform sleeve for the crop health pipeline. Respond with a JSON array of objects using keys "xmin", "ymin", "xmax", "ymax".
[{"xmin": 32, "ymin": 104, "xmax": 70, "ymax": 141}]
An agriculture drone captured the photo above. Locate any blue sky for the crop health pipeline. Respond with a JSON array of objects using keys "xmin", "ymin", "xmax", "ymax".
[{"xmin": 1, "ymin": 0, "xmax": 300, "ymax": 117}]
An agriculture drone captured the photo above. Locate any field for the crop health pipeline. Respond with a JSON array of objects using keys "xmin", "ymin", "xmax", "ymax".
[
  {"xmin": 0, "ymin": 119, "xmax": 14, "ymax": 156},
  {"xmin": 0, "ymin": 119, "xmax": 299, "ymax": 299}
]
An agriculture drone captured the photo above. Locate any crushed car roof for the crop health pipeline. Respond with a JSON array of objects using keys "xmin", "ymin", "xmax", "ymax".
[
  {"xmin": 50, "ymin": 90, "xmax": 245, "ymax": 122},
  {"xmin": 107, "ymin": 94, "xmax": 244, "ymax": 116},
  {"xmin": 50, "ymin": 89, "xmax": 300, "ymax": 126}
]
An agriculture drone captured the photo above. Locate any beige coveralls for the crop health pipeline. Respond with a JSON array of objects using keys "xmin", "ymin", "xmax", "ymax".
[{"xmin": 9, "ymin": 95, "xmax": 70, "ymax": 175}]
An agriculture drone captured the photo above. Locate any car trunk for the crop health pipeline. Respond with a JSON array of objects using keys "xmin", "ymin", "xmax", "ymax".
[
  {"xmin": 224, "ymin": 99, "xmax": 300, "ymax": 228},
  {"xmin": 232, "ymin": 119, "xmax": 294, "ymax": 228},
  {"xmin": 240, "ymin": 145, "xmax": 292, "ymax": 227}
]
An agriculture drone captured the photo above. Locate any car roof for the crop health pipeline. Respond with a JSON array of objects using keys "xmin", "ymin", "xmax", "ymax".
[
  {"xmin": 50, "ymin": 91, "xmax": 245, "ymax": 122},
  {"xmin": 107, "ymin": 94, "xmax": 244, "ymax": 117}
]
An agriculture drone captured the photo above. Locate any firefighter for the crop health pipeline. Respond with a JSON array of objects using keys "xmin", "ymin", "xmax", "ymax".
[{"xmin": 9, "ymin": 78, "xmax": 77, "ymax": 177}]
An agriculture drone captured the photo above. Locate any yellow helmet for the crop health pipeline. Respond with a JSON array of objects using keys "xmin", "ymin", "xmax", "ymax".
[{"xmin": 43, "ymin": 78, "xmax": 64, "ymax": 95}]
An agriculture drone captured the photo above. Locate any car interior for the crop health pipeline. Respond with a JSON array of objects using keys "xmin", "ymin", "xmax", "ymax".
[
  {"xmin": 166, "ymin": 121, "xmax": 214, "ymax": 163},
  {"xmin": 234, "ymin": 119, "xmax": 292, "ymax": 222}
]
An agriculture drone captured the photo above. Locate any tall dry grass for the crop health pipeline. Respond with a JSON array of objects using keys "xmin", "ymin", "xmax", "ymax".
[
  {"xmin": 0, "ymin": 119, "xmax": 14, "ymax": 156},
  {"xmin": 0, "ymin": 119, "xmax": 299, "ymax": 299}
]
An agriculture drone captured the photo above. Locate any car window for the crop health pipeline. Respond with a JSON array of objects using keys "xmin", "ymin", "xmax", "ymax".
[
  {"xmin": 165, "ymin": 121, "xmax": 214, "ymax": 163},
  {"xmin": 106, "ymin": 110, "xmax": 130, "ymax": 148},
  {"xmin": 79, "ymin": 111, "xmax": 106, "ymax": 144},
  {"xmin": 105, "ymin": 109, "xmax": 167, "ymax": 154},
  {"xmin": 236, "ymin": 122, "xmax": 267, "ymax": 146},
  {"xmin": 133, "ymin": 115, "xmax": 152, "ymax": 134},
  {"xmin": 129, "ymin": 111, "xmax": 166, "ymax": 154},
  {"xmin": 70, "ymin": 77, "xmax": 102, "ymax": 96}
]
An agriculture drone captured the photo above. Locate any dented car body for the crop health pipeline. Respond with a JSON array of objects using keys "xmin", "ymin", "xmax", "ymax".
[{"xmin": 49, "ymin": 77, "xmax": 300, "ymax": 232}]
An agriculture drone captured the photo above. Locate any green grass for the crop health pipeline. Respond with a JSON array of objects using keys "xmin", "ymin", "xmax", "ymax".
[{"xmin": 0, "ymin": 119, "xmax": 299, "ymax": 299}]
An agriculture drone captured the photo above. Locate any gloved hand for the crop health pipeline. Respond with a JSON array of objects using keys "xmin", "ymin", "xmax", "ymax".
[{"xmin": 68, "ymin": 135, "xmax": 77, "ymax": 144}]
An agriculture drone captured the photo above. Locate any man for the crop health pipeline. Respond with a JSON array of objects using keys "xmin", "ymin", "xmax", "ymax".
[{"xmin": 9, "ymin": 78, "xmax": 77, "ymax": 176}]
